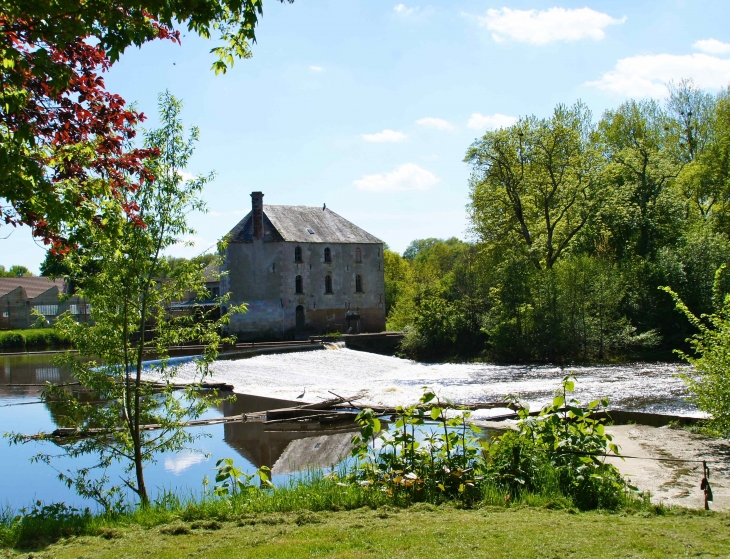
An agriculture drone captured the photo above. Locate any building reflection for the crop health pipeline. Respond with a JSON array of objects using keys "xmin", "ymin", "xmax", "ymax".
[{"xmin": 219, "ymin": 394, "xmax": 359, "ymax": 475}]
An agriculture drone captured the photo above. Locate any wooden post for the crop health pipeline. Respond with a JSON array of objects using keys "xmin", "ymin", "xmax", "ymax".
[{"xmin": 701, "ymin": 460, "xmax": 713, "ymax": 511}]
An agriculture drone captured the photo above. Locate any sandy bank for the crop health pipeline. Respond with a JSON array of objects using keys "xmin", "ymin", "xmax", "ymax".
[{"xmin": 606, "ymin": 425, "xmax": 729, "ymax": 511}]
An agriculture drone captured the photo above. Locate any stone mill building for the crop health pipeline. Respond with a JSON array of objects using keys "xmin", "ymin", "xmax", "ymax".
[{"xmin": 220, "ymin": 192, "xmax": 386, "ymax": 339}]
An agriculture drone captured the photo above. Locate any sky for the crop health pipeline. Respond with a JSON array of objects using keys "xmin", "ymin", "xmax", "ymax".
[{"xmin": 3, "ymin": 0, "xmax": 730, "ymax": 273}]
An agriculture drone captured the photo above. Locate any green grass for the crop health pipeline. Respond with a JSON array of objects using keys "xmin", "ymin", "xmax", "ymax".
[
  {"xmin": 0, "ymin": 328, "xmax": 71, "ymax": 349},
  {"xmin": 1, "ymin": 504, "xmax": 728, "ymax": 558},
  {"xmin": 0, "ymin": 474, "xmax": 718, "ymax": 555}
]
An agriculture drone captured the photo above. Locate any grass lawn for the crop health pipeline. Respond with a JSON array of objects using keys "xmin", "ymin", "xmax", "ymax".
[{"xmin": 2, "ymin": 505, "xmax": 728, "ymax": 559}]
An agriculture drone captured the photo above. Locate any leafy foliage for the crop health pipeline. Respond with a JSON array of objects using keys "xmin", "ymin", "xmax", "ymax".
[
  {"xmin": 662, "ymin": 268, "xmax": 730, "ymax": 437},
  {"xmin": 0, "ymin": 265, "xmax": 33, "ymax": 277},
  {"xmin": 496, "ymin": 376, "xmax": 628, "ymax": 510},
  {"xmin": 212, "ymin": 459, "xmax": 272, "ymax": 497},
  {"xmin": 346, "ymin": 379, "xmax": 630, "ymax": 510},
  {"xmin": 1, "ymin": 0, "xmax": 293, "ymax": 248},
  {"xmin": 387, "ymin": 81, "xmax": 730, "ymax": 362},
  {"xmin": 5, "ymin": 92, "xmax": 244, "ymax": 509}
]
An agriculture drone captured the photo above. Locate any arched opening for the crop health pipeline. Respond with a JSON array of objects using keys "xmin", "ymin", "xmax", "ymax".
[
  {"xmin": 294, "ymin": 246, "xmax": 302, "ymax": 262},
  {"xmin": 355, "ymin": 248, "xmax": 362, "ymax": 262},
  {"xmin": 325, "ymin": 275, "xmax": 333, "ymax": 294},
  {"xmin": 324, "ymin": 247, "xmax": 332, "ymax": 262},
  {"xmin": 295, "ymin": 305, "xmax": 305, "ymax": 331},
  {"xmin": 295, "ymin": 275, "xmax": 303, "ymax": 294},
  {"xmin": 355, "ymin": 275, "xmax": 363, "ymax": 293}
]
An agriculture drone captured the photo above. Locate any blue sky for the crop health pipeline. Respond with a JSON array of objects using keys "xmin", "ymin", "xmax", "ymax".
[{"xmin": 4, "ymin": 0, "xmax": 730, "ymax": 273}]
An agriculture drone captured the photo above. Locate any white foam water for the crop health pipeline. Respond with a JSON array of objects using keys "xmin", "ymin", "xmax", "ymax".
[{"xmin": 166, "ymin": 348, "xmax": 699, "ymax": 418}]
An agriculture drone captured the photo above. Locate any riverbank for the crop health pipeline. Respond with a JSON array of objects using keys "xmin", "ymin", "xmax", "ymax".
[{"xmin": 2, "ymin": 502, "xmax": 727, "ymax": 558}]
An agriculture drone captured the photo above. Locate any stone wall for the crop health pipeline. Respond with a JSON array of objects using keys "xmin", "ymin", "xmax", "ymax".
[{"xmin": 223, "ymin": 240, "xmax": 386, "ymax": 339}]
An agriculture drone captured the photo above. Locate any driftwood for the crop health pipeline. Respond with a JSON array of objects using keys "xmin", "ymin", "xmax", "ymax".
[
  {"xmin": 16, "ymin": 392, "xmax": 517, "ymax": 441},
  {"xmin": 332, "ymin": 401, "xmax": 519, "ymax": 415}
]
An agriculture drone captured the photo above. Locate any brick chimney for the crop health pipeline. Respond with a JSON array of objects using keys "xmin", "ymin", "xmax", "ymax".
[{"xmin": 251, "ymin": 191, "xmax": 264, "ymax": 241}]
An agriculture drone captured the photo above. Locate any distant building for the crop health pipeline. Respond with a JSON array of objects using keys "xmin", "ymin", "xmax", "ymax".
[
  {"xmin": 220, "ymin": 192, "xmax": 386, "ymax": 339},
  {"xmin": 0, "ymin": 277, "xmax": 90, "ymax": 330}
]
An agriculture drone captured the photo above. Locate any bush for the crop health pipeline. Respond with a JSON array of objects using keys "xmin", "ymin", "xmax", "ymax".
[
  {"xmin": 348, "ymin": 379, "xmax": 632, "ymax": 510},
  {"xmin": 0, "ymin": 331, "xmax": 24, "ymax": 349},
  {"xmin": 0, "ymin": 328, "xmax": 71, "ymax": 349},
  {"xmin": 663, "ymin": 267, "xmax": 730, "ymax": 437},
  {"xmin": 495, "ymin": 376, "xmax": 628, "ymax": 510}
]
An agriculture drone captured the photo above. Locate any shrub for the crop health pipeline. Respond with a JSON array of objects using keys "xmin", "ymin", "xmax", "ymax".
[
  {"xmin": 347, "ymin": 378, "xmax": 631, "ymax": 510},
  {"xmin": 0, "ymin": 331, "xmax": 25, "ymax": 349},
  {"xmin": 662, "ymin": 267, "xmax": 730, "ymax": 437},
  {"xmin": 0, "ymin": 328, "xmax": 71, "ymax": 349}
]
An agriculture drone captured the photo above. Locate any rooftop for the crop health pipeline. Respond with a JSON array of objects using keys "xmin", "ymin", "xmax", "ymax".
[
  {"xmin": 228, "ymin": 205, "xmax": 382, "ymax": 244},
  {"xmin": 0, "ymin": 277, "xmax": 67, "ymax": 299}
]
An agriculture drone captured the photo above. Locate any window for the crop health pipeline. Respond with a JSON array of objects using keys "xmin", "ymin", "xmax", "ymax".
[
  {"xmin": 324, "ymin": 247, "xmax": 332, "ymax": 263},
  {"xmin": 70, "ymin": 304, "xmax": 91, "ymax": 315},
  {"xmin": 33, "ymin": 305, "xmax": 58, "ymax": 316},
  {"xmin": 295, "ymin": 275, "xmax": 303, "ymax": 294},
  {"xmin": 2, "ymin": 311, "xmax": 8, "ymax": 318},
  {"xmin": 294, "ymin": 246, "xmax": 302, "ymax": 262},
  {"xmin": 355, "ymin": 275, "xmax": 363, "ymax": 293},
  {"xmin": 325, "ymin": 275, "xmax": 333, "ymax": 294},
  {"xmin": 355, "ymin": 248, "xmax": 362, "ymax": 262}
]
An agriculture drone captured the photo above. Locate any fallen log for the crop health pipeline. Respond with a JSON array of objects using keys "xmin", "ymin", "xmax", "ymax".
[
  {"xmin": 16, "ymin": 393, "xmax": 514, "ymax": 441},
  {"xmin": 333, "ymin": 401, "xmax": 518, "ymax": 415},
  {"xmin": 264, "ymin": 411, "xmax": 359, "ymax": 425}
]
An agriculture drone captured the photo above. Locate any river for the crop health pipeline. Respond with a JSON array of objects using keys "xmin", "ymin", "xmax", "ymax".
[{"xmin": 0, "ymin": 348, "xmax": 696, "ymax": 512}]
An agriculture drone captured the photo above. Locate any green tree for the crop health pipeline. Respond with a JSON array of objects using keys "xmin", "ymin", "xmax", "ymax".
[
  {"xmin": 466, "ymin": 102, "xmax": 604, "ymax": 270},
  {"xmin": 10, "ymin": 92, "xmax": 243, "ymax": 508},
  {"xmin": 1, "ymin": 0, "xmax": 293, "ymax": 247},
  {"xmin": 598, "ymin": 99, "xmax": 683, "ymax": 258},
  {"xmin": 0, "ymin": 265, "xmax": 33, "ymax": 277}
]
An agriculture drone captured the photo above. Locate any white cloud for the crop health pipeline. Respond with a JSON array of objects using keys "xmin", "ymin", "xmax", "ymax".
[
  {"xmin": 394, "ymin": 4, "xmax": 419, "ymax": 17},
  {"xmin": 476, "ymin": 7, "xmax": 625, "ymax": 45},
  {"xmin": 354, "ymin": 163, "xmax": 439, "ymax": 192},
  {"xmin": 586, "ymin": 52, "xmax": 730, "ymax": 97},
  {"xmin": 309, "ymin": 65, "xmax": 324, "ymax": 72},
  {"xmin": 416, "ymin": 117, "xmax": 454, "ymax": 131},
  {"xmin": 421, "ymin": 154, "xmax": 439, "ymax": 161},
  {"xmin": 693, "ymin": 38, "xmax": 730, "ymax": 55},
  {"xmin": 467, "ymin": 113, "xmax": 517, "ymax": 130},
  {"xmin": 164, "ymin": 451, "xmax": 207, "ymax": 475},
  {"xmin": 362, "ymin": 129, "xmax": 408, "ymax": 143}
]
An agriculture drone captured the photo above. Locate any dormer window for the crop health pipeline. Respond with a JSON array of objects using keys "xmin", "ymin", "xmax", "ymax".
[
  {"xmin": 295, "ymin": 275, "xmax": 303, "ymax": 294},
  {"xmin": 355, "ymin": 248, "xmax": 362, "ymax": 263},
  {"xmin": 294, "ymin": 246, "xmax": 302, "ymax": 262},
  {"xmin": 324, "ymin": 247, "xmax": 332, "ymax": 263}
]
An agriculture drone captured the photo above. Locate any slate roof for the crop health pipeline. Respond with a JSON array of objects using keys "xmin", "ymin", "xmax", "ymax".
[
  {"xmin": 0, "ymin": 277, "xmax": 66, "ymax": 299},
  {"xmin": 227, "ymin": 205, "xmax": 382, "ymax": 244}
]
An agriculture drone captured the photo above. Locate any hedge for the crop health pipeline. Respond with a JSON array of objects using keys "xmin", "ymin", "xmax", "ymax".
[{"xmin": 0, "ymin": 328, "xmax": 72, "ymax": 349}]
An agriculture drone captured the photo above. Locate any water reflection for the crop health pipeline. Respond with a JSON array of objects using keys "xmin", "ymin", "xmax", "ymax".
[{"xmin": 219, "ymin": 394, "xmax": 358, "ymax": 476}]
